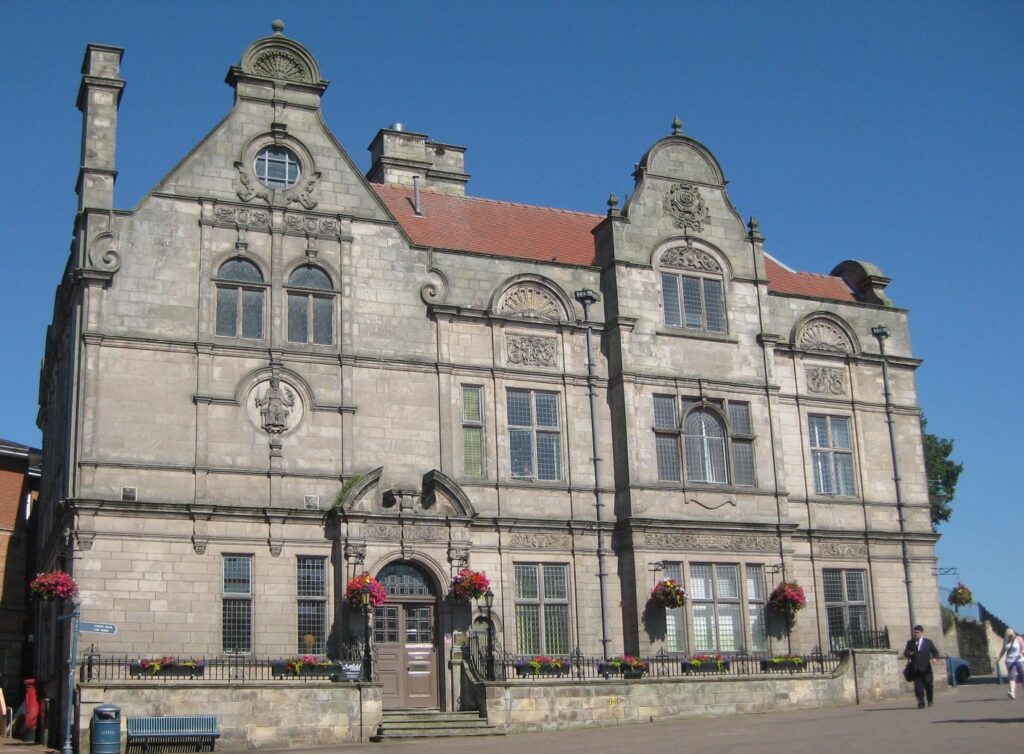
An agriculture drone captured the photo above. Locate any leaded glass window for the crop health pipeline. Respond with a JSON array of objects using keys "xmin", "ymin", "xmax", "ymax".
[
  {"xmin": 507, "ymin": 389, "xmax": 562, "ymax": 481},
  {"xmin": 462, "ymin": 385, "xmax": 484, "ymax": 477},
  {"xmin": 215, "ymin": 258, "xmax": 265, "ymax": 339},
  {"xmin": 287, "ymin": 265, "xmax": 334, "ymax": 346},
  {"xmin": 690, "ymin": 563, "xmax": 743, "ymax": 652},
  {"xmin": 824, "ymin": 569, "xmax": 870, "ymax": 648},
  {"xmin": 661, "ymin": 271, "xmax": 727, "ymax": 333},
  {"xmin": 514, "ymin": 563, "xmax": 570, "ymax": 655},
  {"xmin": 297, "ymin": 556, "xmax": 326, "ymax": 654},
  {"xmin": 809, "ymin": 415, "xmax": 856, "ymax": 496},
  {"xmin": 223, "ymin": 555, "xmax": 252, "ymax": 653}
]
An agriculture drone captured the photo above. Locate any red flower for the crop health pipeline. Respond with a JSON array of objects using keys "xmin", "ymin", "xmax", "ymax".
[
  {"xmin": 768, "ymin": 581, "xmax": 807, "ymax": 613},
  {"xmin": 29, "ymin": 571, "xmax": 79, "ymax": 601},
  {"xmin": 345, "ymin": 573, "xmax": 387, "ymax": 607},
  {"xmin": 451, "ymin": 569, "xmax": 490, "ymax": 601}
]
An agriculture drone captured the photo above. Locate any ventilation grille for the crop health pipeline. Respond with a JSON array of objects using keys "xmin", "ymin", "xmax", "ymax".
[
  {"xmin": 304, "ymin": 495, "xmax": 320, "ymax": 510},
  {"xmin": 121, "ymin": 486, "xmax": 137, "ymax": 502}
]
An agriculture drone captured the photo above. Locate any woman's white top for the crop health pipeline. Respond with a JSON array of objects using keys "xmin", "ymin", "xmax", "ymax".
[{"xmin": 1004, "ymin": 636, "xmax": 1023, "ymax": 664}]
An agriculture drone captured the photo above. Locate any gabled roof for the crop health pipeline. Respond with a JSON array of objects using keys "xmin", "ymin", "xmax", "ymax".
[{"xmin": 371, "ymin": 184, "xmax": 859, "ymax": 302}]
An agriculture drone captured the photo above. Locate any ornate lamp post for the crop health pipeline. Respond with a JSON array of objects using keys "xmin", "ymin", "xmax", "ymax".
[
  {"xmin": 482, "ymin": 588, "xmax": 495, "ymax": 681},
  {"xmin": 361, "ymin": 592, "xmax": 373, "ymax": 682}
]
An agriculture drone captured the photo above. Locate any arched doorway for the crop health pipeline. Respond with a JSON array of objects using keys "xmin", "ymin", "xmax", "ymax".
[{"xmin": 374, "ymin": 561, "xmax": 439, "ymax": 708}]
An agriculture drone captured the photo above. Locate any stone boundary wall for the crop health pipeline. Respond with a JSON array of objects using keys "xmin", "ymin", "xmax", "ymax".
[
  {"xmin": 78, "ymin": 681, "xmax": 383, "ymax": 750},
  {"xmin": 476, "ymin": 651, "xmax": 919, "ymax": 733}
]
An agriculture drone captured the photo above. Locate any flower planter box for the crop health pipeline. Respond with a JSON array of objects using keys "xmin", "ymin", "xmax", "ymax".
[
  {"xmin": 681, "ymin": 660, "xmax": 731, "ymax": 675},
  {"xmin": 760, "ymin": 659, "xmax": 806, "ymax": 673},
  {"xmin": 129, "ymin": 663, "xmax": 204, "ymax": 679},
  {"xmin": 598, "ymin": 663, "xmax": 645, "ymax": 679},
  {"xmin": 270, "ymin": 662, "xmax": 342, "ymax": 678},
  {"xmin": 515, "ymin": 666, "xmax": 570, "ymax": 678}
]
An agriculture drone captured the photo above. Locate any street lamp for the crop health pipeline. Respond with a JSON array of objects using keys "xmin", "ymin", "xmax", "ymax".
[
  {"xmin": 482, "ymin": 588, "xmax": 495, "ymax": 681},
  {"xmin": 361, "ymin": 593, "xmax": 373, "ymax": 682}
]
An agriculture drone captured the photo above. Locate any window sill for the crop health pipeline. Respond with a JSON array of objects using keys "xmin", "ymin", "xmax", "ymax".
[{"xmin": 655, "ymin": 327, "xmax": 737, "ymax": 344}]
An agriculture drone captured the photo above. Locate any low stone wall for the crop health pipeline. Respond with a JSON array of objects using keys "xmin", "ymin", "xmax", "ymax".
[
  {"xmin": 477, "ymin": 650, "xmax": 914, "ymax": 733},
  {"xmin": 77, "ymin": 680, "xmax": 383, "ymax": 750}
]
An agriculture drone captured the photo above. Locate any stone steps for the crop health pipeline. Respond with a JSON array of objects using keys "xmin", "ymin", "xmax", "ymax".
[{"xmin": 371, "ymin": 710, "xmax": 502, "ymax": 741}]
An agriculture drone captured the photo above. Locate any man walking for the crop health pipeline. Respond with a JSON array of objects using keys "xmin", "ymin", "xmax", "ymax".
[{"xmin": 904, "ymin": 624, "xmax": 940, "ymax": 708}]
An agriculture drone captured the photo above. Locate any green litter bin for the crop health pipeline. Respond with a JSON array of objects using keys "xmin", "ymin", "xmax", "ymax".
[{"xmin": 91, "ymin": 704, "xmax": 121, "ymax": 754}]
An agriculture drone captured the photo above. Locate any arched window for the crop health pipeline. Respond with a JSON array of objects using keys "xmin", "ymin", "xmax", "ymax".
[
  {"xmin": 659, "ymin": 247, "xmax": 727, "ymax": 333},
  {"xmin": 215, "ymin": 258, "xmax": 265, "ymax": 339},
  {"xmin": 287, "ymin": 265, "xmax": 333, "ymax": 345},
  {"xmin": 377, "ymin": 562, "xmax": 436, "ymax": 598},
  {"xmin": 684, "ymin": 408, "xmax": 728, "ymax": 484}
]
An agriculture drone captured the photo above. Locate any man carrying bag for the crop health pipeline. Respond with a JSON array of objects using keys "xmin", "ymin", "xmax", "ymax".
[{"xmin": 903, "ymin": 624, "xmax": 940, "ymax": 708}]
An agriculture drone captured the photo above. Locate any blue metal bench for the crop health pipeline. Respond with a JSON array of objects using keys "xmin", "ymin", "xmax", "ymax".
[{"xmin": 126, "ymin": 716, "xmax": 219, "ymax": 753}]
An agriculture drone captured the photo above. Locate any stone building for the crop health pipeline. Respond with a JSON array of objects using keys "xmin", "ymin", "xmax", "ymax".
[{"xmin": 36, "ymin": 23, "xmax": 938, "ymax": 711}]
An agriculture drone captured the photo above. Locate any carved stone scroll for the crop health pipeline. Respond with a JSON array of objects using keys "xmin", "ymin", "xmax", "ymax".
[
  {"xmin": 506, "ymin": 335, "xmax": 557, "ymax": 367},
  {"xmin": 661, "ymin": 247, "xmax": 721, "ymax": 273},
  {"xmin": 644, "ymin": 532, "xmax": 777, "ymax": 552},
  {"xmin": 805, "ymin": 366, "xmax": 846, "ymax": 395}
]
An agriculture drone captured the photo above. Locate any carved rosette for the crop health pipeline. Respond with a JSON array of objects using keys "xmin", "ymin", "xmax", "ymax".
[
  {"xmin": 214, "ymin": 206, "xmax": 271, "ymax": 228},
  {"xmin": 817, "ymin": 542, "xmax": 867, "ymax": 557},
  {"xmin": 798, "ymin": 320, "xmax": 853, "ymax": 354},
  {"xmin": 506, "ymin": 335, "xmax": 557, "ymax": 367},
  {"xmin": 805, "ymin": 366, "xmax": 846, "ymax": 395},
  {"xmin": 500, "ymin": 285, "xmax": 563, "ymax": 321},
  {"xmin": 283, "ymin": 212, "xmax": 337, "ymax": 237},
  {"xmin": 663, "ymin": 182, "xmax": 711, "ymax": 232},
  {"xmin": 660, "ymin": 247, "xmax": 722, "ymax": 273},
  {"xmin": 508, "ymin": 533, "xmax": 571, "ymax": 550},
  {"xmin": 644, "ymin": 533, "xmax": 777, "ymax": 552}
]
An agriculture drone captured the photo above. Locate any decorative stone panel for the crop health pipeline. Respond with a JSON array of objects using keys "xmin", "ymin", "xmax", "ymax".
[
  {"xmin": 817, "ymin": 541, "xmax": 868, "ymax": 557},
  {"xmin": 805, "ymin": 366, "xmax": 846, "ymax": 395},
  {"xmin": 246, "ymin": 377, "xmax": 304, "ymax": 435},
  {"xmin": 797, "ymin": 320, "xmax": 853, "ymax": 354},
  {"xmin": 508, "ymin": 532, "xmax": 571, "ymax": 550},
  {"xmin": 644, "ymin": 532, "xmax": 777, "ymax": 552},
  {"xmin": 660, "ymin": 246, "xmax": 721, "ymax": 273},
  {"xmin": 663, "ymin": 182, "xmax": 710, "ymax": 232},
  {"xmin": 506, "ymin": 335, "xmax": 557, "ymax": 367},
  {"xmin": 500, "ymin": 285, "xmax": 562, "ymax": 321}
]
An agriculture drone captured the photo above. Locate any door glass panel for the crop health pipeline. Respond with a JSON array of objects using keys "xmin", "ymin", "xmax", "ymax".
[
  {"xmin": 405, "ymin": 605, "xmax": 433, "ymax": 643},
  {"xmin": 374, "ymin": 605, "xmax": 400, "ymax": 643}
]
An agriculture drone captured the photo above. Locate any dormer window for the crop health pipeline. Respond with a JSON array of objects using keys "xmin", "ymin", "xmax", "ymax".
[{"xmin": 254, "ymin": 146, "xmax": 301, "ymax": 189}]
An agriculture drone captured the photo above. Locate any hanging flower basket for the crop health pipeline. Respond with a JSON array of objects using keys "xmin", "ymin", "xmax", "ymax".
[
  {"xmin": 649, "ymin": 579, "xmax": 686, "ymax": 609},
  {"xmin": 948, "ymin": 583, "xmax": 973, "ymax": 607},
  {"xmin": 345, "ymin": 572, "xmax": 387, "ymax": 608},
  {"xmin": 768, "ymin": 581, "xmax": 807, "ymax": 613},
  {"xmin": 451, "ymin": 569, "xmax": 490, "ymax": 601},
  {"xmin": 29, "ymin": 571, "xmax": 79, "ymax": 601}
]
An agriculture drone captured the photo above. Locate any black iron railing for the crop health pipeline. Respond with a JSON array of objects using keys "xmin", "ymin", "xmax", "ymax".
[{"xmin": 828, "ymin": 627, "xmax": 890, "ymax": 652}]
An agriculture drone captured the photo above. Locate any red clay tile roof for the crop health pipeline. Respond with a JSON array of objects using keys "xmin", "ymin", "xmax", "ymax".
[
  {"xmin": 764, "ymin": 256, "xmax": 858, "ymax": 302},
  {"xmin": 371, "ymin": 184, "xmax": 601, "ymax": 266},
  {"xmin": 371, "ymin": 184, "xmax": 859, "ymax": 302}
]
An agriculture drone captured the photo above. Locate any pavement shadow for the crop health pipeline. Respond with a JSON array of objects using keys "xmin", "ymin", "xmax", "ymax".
[{"xmin": 935, "ymin": 718, "xmax": 1024, "ymax": 724}]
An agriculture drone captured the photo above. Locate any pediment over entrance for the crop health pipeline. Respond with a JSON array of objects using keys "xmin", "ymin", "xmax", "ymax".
[{"xmin": 336, "ymin": 467, "xmax": 476, "ymax": 518}]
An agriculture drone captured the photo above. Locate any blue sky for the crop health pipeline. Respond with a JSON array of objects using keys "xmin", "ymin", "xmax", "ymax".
[{"xmin": 4, "ymin": 1, "xmax": 1021, "ymax": 632}]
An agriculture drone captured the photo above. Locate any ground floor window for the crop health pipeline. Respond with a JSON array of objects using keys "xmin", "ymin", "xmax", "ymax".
[
  {"xmin": 688, "ymin": 562, "xmax": 768, "ymax": 653},
  {"xmin": 514, "ymin": 563, "xmax": 571, "ymax": 655},
  {"xmin": 297, "ymin": 556, "xmax": 327, "ymax": 654},
  {"xmin": 824, "ymin": 568, "xmax": 870, "ymax": 649},
  {"xmin": 223, "ymin": 554, "xmax": 252, "ymax": 653}
]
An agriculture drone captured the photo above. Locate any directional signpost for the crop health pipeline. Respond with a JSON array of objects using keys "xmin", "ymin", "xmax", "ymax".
[{"xmin": 79, "ymin": 622, "xmax": 117, "ymax": 635}]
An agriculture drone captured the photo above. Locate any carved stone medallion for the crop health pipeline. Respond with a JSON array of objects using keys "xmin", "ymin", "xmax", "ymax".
[
  {"xmin": 663, "ymin": 182, "xmax": 711, "ymax": 232},
  {"xmin": 798, "ymin": 320, "xmax": 852, "ymax": 354},
  {"xmin": 644, "ymin": 532, "xmax": 777, "ymax": 552},
  {"xmin": 500, "ymin": 285, "xmax": 562, "ymax": 321},
  {"xmin": 661, "ymin": 246, "xmax": 722, "ymax": 273},
  {"xmin": 214, "ymin": 206, "xmax": 271, "ymax": 228},
  {"xmin": 246, "ymin": 377, "xmax": 304, "ymax": 435},
  {"xmin": 506, "ymin": 335, "xmax": 557, "ymax": 367},
  {"xmin": 805, "ymin": 366, "xmax": 846, "ymax": 395}
]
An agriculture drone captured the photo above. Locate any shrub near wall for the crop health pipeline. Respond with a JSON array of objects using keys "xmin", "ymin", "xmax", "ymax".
[{"xmin": 77, "ymin": 681, "xmax": 383, "ymax": 750}]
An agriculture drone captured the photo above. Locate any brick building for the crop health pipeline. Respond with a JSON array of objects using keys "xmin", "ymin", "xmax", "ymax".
[
  {"xmin": 0, "ymin": 438, "xmax": 40, "ymax": 709},
  {"xmin": 36, "ymin": 23, "xmax": 938, "ymax": 712}
]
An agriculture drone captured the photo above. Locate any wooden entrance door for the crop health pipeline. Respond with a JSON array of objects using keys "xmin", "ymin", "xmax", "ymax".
[{"xmin": 373, "ymin": 564, "xmax": 439, "ymax": 709}]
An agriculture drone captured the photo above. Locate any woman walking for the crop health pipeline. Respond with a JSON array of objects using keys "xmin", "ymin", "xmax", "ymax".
[{"xmin": 996, "ymin": 628, "xmax": 1024, "ymax": 699}]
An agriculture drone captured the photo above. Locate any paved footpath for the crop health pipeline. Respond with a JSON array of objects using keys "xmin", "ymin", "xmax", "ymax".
[{"xmin": 4, "ymin": 678, "xmax": 1020, "ymax": 754}]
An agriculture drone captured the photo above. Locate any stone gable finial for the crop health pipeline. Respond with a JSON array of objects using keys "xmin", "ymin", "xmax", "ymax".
[
  {"xmin": 672, "ymin": 116, "xmax": 683, "ymax": 136},
  {"xmin": 272, "ymin": 19, "xmax": 285, "ymax": 35}
]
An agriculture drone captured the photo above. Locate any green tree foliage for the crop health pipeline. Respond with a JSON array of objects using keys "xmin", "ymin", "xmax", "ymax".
[{"xmin": 922, "ymin": 416, "xmax": 963, "ymax": 529}]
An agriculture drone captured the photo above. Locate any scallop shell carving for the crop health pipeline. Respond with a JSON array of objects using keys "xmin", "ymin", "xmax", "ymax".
[
  {"xmin": 252, "ymin": 50, "xmax": 307, "ymax": 81},
  {"xmin": 798, "ymin": 320, "xmax": 852, "ymax": 353},
  {"xmin": 500, "ymin": 285, "xmax": 562, "ymax": 321}
]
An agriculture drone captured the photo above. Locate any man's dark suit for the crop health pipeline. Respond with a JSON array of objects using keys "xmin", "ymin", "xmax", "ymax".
[{"xmin": 904, "ymin": 635, "xmax": 940, "ymax": 706}]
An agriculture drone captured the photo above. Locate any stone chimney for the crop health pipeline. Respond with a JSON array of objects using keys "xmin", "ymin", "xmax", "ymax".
[
  {"xmin": 367, "ymin": 125, "xmax": 469, "ymax": 196},
  {"xmin": 76, "ymin": 44, "xmax": 125, "ymax": 213}
]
